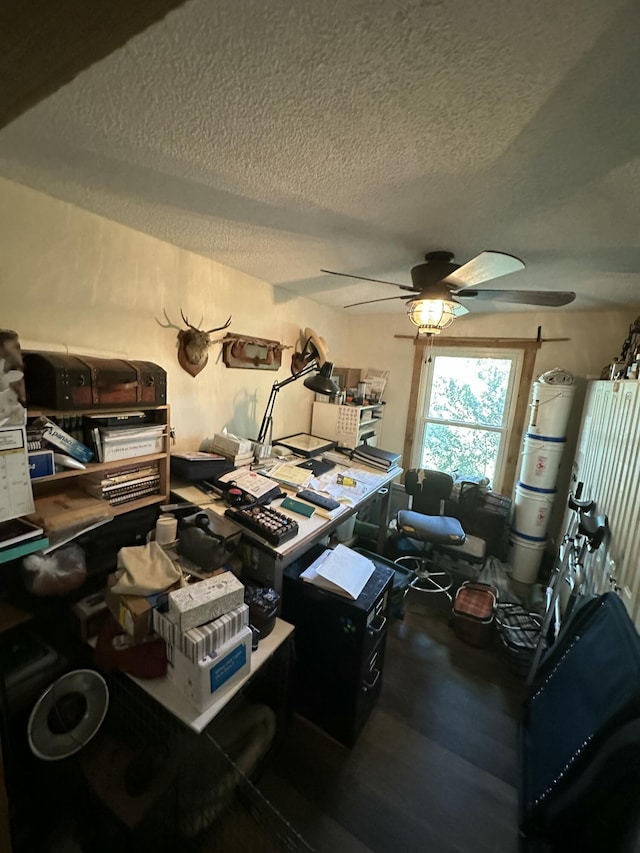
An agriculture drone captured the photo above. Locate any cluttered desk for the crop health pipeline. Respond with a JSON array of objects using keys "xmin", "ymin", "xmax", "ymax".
[{"xmin": 171, "ymin": 437, "xmax": 402, "ymax": 593}]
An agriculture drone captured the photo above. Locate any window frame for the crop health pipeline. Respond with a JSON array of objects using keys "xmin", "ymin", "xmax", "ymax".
[
  {"xmin": 413, "ymin": 347, "xmax": 523, "ymax": 492},
  {"xmin": 402, "ymin": 336, "xmax": 540, "ymax": 496}
]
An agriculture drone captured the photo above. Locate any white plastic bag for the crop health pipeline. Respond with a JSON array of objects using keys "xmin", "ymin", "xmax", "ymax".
[{"xmin": 22, "ymin": 544, "xmax": 87, "ymax": 596}]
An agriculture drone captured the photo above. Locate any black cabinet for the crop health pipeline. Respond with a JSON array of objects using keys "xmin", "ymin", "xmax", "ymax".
[{"xmin": 282, "ymin": 545, "xmax": 393, "ymax": 746}]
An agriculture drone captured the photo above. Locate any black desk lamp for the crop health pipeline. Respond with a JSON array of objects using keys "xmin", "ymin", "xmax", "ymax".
[{"xmin": 256, "ymin": 360, "xmax": 339, "ymax": 446}]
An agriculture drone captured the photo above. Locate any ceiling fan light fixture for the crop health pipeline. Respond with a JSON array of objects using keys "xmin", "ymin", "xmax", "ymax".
[{"xmin": 407, "ymin": 297, "xmax": 457, "ymax": 335}]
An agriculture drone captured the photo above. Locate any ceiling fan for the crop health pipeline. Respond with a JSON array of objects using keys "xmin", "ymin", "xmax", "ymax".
[{"xmin": 321, "ymin": 250, "xmax": 576, "ymax": 335}]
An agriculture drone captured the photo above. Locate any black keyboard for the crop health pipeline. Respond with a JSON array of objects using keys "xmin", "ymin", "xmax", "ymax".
[{"xmin": 225, "ymin": 504, "xmax": 299, "ymax": 546}]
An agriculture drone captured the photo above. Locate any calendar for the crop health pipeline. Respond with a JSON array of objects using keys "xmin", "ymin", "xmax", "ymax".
[{"xmin": 0, "ymin": 426, "xmax": 35, "ymax": 522}]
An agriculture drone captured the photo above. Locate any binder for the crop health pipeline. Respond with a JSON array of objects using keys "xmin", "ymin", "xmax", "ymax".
[{"xmin": 352, "ymin": 444, "xmax": 400, "ymax": 469}]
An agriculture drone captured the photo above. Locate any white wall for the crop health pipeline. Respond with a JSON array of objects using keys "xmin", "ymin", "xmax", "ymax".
[{"xmin": 0, "ymin": 177, "xmax": 349, "ymax": 448}]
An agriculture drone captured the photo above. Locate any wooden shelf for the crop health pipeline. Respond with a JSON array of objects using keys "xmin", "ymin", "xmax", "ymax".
[
  {"xmin": 31, "ymin": 452, "xmax": 167, "ymax": 484},
  {"xmin": 28, "ymin": 404, "xmax": 168, "ymax": 418},
  {"xmin": 28, "ymin": 404, "xmax": 171, "ymax": 532}
]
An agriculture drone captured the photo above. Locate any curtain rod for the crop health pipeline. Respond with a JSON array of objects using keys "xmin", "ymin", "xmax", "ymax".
[{"xmin": 394, "ymin": 325, "xmax": 569, "ymax": 344}]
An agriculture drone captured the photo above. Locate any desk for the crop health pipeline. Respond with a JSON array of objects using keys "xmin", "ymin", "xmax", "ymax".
[
  {"xmin": 126, "ymin": 617, "xmax": 294, "ymax": 734},
  {"xmin": 171, "ymin": 462, "xmax": 401, "ymax": 593}
]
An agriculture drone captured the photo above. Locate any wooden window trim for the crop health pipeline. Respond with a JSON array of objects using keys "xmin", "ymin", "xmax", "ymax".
[{"xmin": 402, "ymin": 337, "xmax": 540, "ymax": 495}]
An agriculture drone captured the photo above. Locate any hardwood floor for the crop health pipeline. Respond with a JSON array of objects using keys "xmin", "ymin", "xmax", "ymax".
[{"xmin": 258, "ymin": 589, "xmax": 525, "ymax": 853}]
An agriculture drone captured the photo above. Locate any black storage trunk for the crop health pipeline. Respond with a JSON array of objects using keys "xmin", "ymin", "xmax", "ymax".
[
  {"xmin": 23, "ymin": 351, "xmax": 167, "ymax": 410},
  {"xmin": 282, "ymin": 544, "xmax": 393, "ymax": 746}
]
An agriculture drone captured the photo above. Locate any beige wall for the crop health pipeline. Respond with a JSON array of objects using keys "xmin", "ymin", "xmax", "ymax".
[
  {"xmin": 0, "ymin": 177, "xmax": 349, "ymax": 448},
  {"xmin": 345, "ymin": 309, "xmax": 635, "ymax": 457},
  {"xmin": 2, "ymin": 174, "xmax": 636, "ymax": 495}
]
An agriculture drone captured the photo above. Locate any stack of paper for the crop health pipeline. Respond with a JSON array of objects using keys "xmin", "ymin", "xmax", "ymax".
[
  {"xmin": 269, "ymin": 463, "xmax": 312, "ymax": 490},
  {"xmin": 301, "ymin": 545, "xmax": 375, "ymax": 600}
]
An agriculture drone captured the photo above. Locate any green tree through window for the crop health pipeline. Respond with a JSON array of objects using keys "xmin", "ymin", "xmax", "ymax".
[{"xmin": 419, "ymin": 355, "xmax": 517, "ymax": 487}]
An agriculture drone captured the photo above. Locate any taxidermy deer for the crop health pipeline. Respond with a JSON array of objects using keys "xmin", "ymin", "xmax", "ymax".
[{"xmin": 157, "ymin": 309, "xmax": 231, "ymax": 377}]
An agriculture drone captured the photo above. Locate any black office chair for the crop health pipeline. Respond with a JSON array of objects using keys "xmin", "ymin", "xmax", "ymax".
[{"xmin": 392, "ymin": 469, "xmax": 466, "ymax": 599}]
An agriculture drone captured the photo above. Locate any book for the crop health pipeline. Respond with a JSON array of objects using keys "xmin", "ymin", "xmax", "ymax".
[
  {"xmin": 0, "ymin": 536, "xmax": 49, "ymax": 564},
  {"xmin": 0, "ymin": 517, "xmax": 44, "ymax": 549},
  {"xmin": 300, "ymin": 545, "xmax": 375, "ymax": 599},
  {"xmin": 352, "ymin": 444, "xmax": 401, "ymax": 469}
]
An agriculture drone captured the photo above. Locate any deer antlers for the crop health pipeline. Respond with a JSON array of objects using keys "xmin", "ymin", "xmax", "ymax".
[{"xmin": 156, "ymin": 308, "xmax": 232, "ymax": 377}]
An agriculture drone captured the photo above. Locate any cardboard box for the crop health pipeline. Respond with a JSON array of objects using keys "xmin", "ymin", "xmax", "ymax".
[
  {"xmin": 153, "ymin": 603, "xmax": 249, "ymax": 663},
  {"xmin": 106, "ymin": 576, "xmax": 153, "ymax": 642},
  {"xmin": 106, "ymin": 575, "xmax": 179, "ymax": 642},
  {"xmin": 166, "ymin": 626, "xmax": 252, "ymax": 711},
  {"xmin": 168, "ymin": 573, "xmax": 244, "ymax": 631}
]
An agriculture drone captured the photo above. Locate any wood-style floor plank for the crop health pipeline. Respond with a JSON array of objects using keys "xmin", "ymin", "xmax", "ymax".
[{"xmin": 259, "ymin": 589, "xmax": 524, "ymax": 852}]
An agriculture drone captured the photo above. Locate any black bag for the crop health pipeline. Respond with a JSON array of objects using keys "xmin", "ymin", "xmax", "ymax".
[
  {"xmin": 177, "ymin": 511, "xmax": 242, "ymax": 570},
  {"xmin": 521, "ymin": 593, "xmax": 640, "ymax": 852}
]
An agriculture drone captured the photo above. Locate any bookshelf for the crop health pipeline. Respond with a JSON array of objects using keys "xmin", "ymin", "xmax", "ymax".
[{"xmin": 26, "ymin": 404, "xmax": 171, "ymax": 522}]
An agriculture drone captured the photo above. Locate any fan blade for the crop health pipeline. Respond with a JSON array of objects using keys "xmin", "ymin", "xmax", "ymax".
[
  {"xmin": 443, "ymin": 251, "xmax": 525, "ymax": 289},
  {"xmin": 322, "ymin": 269, "xmax": 415, "ymax": 291},
  {"xmin": 344, "ymin": 294, "xmax": 413, "ymax": 308},
  {"xmin": 452, "ymin": 302, "xmax": 470, "ymax": 317},
  {"xmin": 455, "ymin": 289, "xmax": 575, "ymax": 307}
]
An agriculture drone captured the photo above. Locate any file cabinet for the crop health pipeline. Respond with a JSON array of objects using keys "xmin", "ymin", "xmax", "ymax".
[{"xmin": 282, "ymin": 545, "xmax": 393, "ymax": 746}]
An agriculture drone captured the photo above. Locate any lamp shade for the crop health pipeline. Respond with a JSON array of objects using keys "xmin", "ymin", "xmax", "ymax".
[
  {"xmin": 407, "ymin": 298, "xmax": 457, "ymax": 334},
  {"xmin": 303, "ymin": 361, "xmax": 339, "ymax": 395}
]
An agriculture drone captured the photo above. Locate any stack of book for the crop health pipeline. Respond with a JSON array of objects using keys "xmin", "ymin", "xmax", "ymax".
[
  {"xmin": 82, "ymin": 463, "xmax": 161, "ymax": 506},
  {"xmin": 201, "ymin": 432, "xmax": 254, "ymax": 467},
  {"xmin": 352, "ymin": 443, "xmax": 401, "ymax": 472},
  {"xmin": 0, "ymin": 518, "xmax": 49, "ymax": 564}
]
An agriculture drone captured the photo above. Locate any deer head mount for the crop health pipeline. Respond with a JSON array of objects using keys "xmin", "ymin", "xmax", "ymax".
[{"xmin": 157, "ymin": 309, "xmax": 232, "ymax": 377}]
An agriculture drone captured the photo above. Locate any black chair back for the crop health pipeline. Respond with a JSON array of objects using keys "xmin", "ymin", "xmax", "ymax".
[{"xmin": 404, "ymin": 469, "xmax": 453, "ymax": 516}]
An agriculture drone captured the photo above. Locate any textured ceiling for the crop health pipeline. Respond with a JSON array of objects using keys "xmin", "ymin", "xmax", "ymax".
[{"xmin": 1, "ymin": 0, "xmax": 639, "ymax": 317}]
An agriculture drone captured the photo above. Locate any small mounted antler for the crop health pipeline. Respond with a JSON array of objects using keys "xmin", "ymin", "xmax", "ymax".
[{"xmin": 157, "ymin": 308, "xmax": 232, "ymax": 377}]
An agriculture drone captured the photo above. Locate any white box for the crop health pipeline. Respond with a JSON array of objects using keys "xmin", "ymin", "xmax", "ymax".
[
  {"xmin": 153, "ymin": 603, "xmax": 249, "ymax": 662},
  {"xmin": 168, "ymin": 573, "xmax": 245, "ymax": 631},
  {"xmin": 166, "ymin": 626, "xmax": 252, "ymax": 711},
  {"xmin": 101, "ymin": 435, "xmax": 164, "ymax": 462}
]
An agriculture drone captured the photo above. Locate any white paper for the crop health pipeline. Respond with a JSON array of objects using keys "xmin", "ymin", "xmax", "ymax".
[
  {"xmin": 0, "ymin": 426, "xmax": 35, "ymax": 522},
  {"xmin": 301, "ymin": 545, "xmax": 374, "ymax": 599},
  {"xmin": 218, "ymin": 468, "xmax": 280, "ymax": 499},
  {"xmin": 269, "ymin": 463, "xmax": 312, "ymax": 488}
]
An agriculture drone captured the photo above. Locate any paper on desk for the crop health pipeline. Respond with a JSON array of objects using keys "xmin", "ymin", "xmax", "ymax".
[
  {"xmin": 269, "ymin": 463, "xmax": 312, "ymax": 489},
  {"xmin": 218, "ymin": 468, "xmax": 280, "ymax": 499},
  {"xmin": 301, "ymin": 545, "xmax": 374, "ymax": 599}
]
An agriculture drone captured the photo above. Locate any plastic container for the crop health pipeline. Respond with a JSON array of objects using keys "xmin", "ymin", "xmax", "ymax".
[
  {"xmin": 527, "ymin": 382, "xmax": 575, "ymax": 439},
  {"xmin": 334, "ymin": 514, "xmax": 357, "ymax": 542},
  {"xmin": 513, "ymin": 482, "xmax": 555, "ymax": 539},
  {"xmin": 519, "ymin": 435, "xmax": 566, "ymax": 491},
  {"xmin": 509, "ymin": 532, "xmax": 547, "ymax": 583}
]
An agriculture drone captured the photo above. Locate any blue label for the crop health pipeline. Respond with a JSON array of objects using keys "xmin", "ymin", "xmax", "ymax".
[{"xmin": 209, "ymin": 643, "xmax": 247, "ymax": 693}]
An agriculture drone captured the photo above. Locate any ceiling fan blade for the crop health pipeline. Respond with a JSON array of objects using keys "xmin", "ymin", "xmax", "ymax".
[
  {"xmin": 455, "ymin": 289, "xmax": 576, "ymax": 307},
  {"xmin": 451, "ymin": 302, "xmax": 470, "ymax": 317},
  {"xmin": 322, "ymin": 269, "xmax": 415, "ymax": 291},
  {"xmin": 344, "ymin": 294, "xmax": 413, "ymax": 308},
  {"xmin": 443, "ymin": 251, "xmax": 525, "ymax": 289}
]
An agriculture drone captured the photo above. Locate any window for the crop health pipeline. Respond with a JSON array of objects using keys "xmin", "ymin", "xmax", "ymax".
[{"xmin": 413, "ymin": 348, "xmax": 522, "ymax": 492}]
